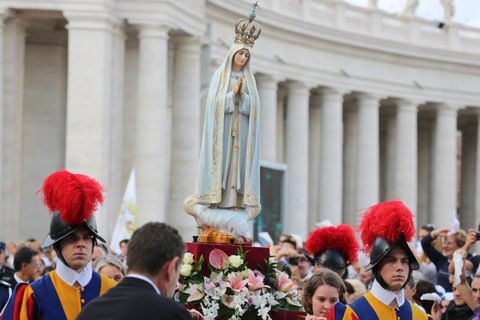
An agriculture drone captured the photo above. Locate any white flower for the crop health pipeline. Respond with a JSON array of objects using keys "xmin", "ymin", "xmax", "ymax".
[
  {"xmin": 202, "ymin": 299, "xmax": 220, "ymax": 320},
  {"xmin": 183, "ymin": 252, "xmax": 195, "ymax": 264},
  {"xmin": 180, "ymin": 263, "xmax": 193, "ymax": 277},
  {"xmin": 228, "ymin": 255, "xmax": 244, "ymax": 268},
  {"xmin": 257, "ymin": 305, "xmax": 272, "ymax": 320}
]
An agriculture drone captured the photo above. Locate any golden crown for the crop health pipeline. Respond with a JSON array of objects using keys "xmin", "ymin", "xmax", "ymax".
[{"xmin": 234, "ymin": 2, "xmax": 262, "ymax": 47}]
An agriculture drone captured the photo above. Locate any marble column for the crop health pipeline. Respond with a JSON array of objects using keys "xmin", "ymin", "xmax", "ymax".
[
  {"xmin": 257, "ymin": 74, "xmax": 278, "ymax": 162},
  {"xmin": 318, "ymin": 88, "xmax": 344, "ymax": 225},
  {"xmin": 135, "ymin": 24, "xmax": 170, "ymax": 225},
  {"xmin": 431, "ymin": 104, "xmax": 457, "ymax": 228},
  {"xmin": 460, "ymin": 122, "xmax": 476, "ymax": 229},
  {"xmin": 2, "ymin": 14, "xmax": 27, "ymax": 241},
  {"xmin": 105, "ymin": 21, "xmax": 126, "ymax": 240},
  {"xmin": 285, "ymin": 81, "xmax": 309, "ymax": 237},
  {"xmin": 393, "ymin": 100, "xmax": 418, "ymax": 214},
  {"xmin": 308, "ymin": 91, "xmax": 321, "ymax": 229},
  {"xmin": 342, "ymin": 101, "xmax": 358, "ymax": 225},
  {"xmin": 474, "ymin": 113, "xmax": 480, "ymax": 226},
  {"xmin": 64, "ymin": 12, "xmax": 114, "ymax": 234},
  {"xmin": 417, "ymin": 118, "xmax": 433, "ymax": 228},
  {"xmin": 169, "ymin": 35, "xmax": 202, "ymax": 239},
  {"xmin": 355, "ymin": 93, "xmax": 380, "ymax": 211},
  {"xmin": 0, "ymin": 10, "xmax": 5, "ymax": 232}
]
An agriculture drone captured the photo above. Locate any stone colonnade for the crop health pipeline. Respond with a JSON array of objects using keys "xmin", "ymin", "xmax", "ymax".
[{"xmin": 0, "ymin": 5, "xmax": 479, "ymax": 242}]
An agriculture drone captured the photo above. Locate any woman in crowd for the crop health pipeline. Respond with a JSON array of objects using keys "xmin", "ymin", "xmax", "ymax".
[
  {"xmin": 302, "ymin": 269, "xmax": 346, "ymax": 320},
  {"xmin": 421, "ymin": 227, "xmax": 467, "ymax": 291},
  {"xmin": 95, "ymin": 255, "xmax": 126, "ymax": 283},
  {"xmin": 441, "ymin": 285, "xmax": 474, "ymax": 320}
]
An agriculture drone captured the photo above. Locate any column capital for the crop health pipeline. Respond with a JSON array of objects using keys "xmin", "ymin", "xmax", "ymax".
[
  {"xmin": 0, "ymin": 8, "xmax": 15, "ymax": 21},
  {"xmin": 356, "ymin": 92, "xmax": 383, "ymax": 107},
  {"xmin": 136, "ymin": 23, "xmax": 169, "ymax": 39},
  {"xmin": 318, "ymin": 87, "xmax": 349, "ymax": 98},
  {"xmin": 255, "ymin": 73, "xmax": 279, "ymax": 89},
  {"xmin": 171, "ymin": 35, "xmax": 202, "ymax": 53},
  {"xmin": 433, "ymin": 102, "xmax": 458, "ymax": 115},
  {"xmin": 395, "ymin": 98, "xmax": 420, "ymax": 111},
  {"xmin": 287, "ymin": 80, "xmax": 310, "ymax": 93},
  {"xmin": 112, "ymin": 18, "xmax": 127, "ymax": 39},
  {"xmin": 64, "ymin": 11, "xmax": 118, "ymax": 31}
]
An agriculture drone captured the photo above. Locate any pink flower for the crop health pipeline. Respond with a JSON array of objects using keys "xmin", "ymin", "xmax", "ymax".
[
  {"xmin": 275, "ymin": 271, "xmax": 293, "ymax": 292},
  {"xmin": 247, "ymin": 269, "xmax": 266, "ymax": 291},
  {"xmin": 209, "ymin": 249, "xmax": 229, "ymax": 270},
  {"xmin": 221, "ymin": 295, "xmax": 236, "ymax": 309},
  {"xmin": 227, "ymin": 273, "xmax": 248, "ymax": 291}
]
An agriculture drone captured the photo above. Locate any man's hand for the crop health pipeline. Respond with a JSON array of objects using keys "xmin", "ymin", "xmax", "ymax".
[
  {"xmin": 463, "ymin": 228, "xmax": 477, "ymax": 251},
  {"xmin": 431, "ymin": 228, "xmax": 449, "ymax": 239},
  {"xmin": 430, "ymin": 301, "xmax": 442, "ymax": 320}
]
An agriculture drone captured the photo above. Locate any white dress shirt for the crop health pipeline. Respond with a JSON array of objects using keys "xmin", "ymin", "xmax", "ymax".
[
  {"xmin": 125, "ymin": 273, "xmax": 161, "ymax": 295},
  {"xmin": 370, "ymin": 279, "xmax": 406, "ymax": 307},
  {"xmin": 55, "ymin": 259, "xmax": 93, "ymax": 287}
]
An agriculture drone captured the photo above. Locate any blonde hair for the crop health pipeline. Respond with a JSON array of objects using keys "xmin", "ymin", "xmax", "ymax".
[
  {"xmin": 345, "ymin": 278, "xmax": 367, "ymax": 301},
  {"xmin": 95, "ymin": 255, "xmax": 126, "ymax": 275}
]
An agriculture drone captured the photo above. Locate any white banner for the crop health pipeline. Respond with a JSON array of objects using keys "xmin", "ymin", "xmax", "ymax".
[{"xmin": 110, "ymin": 168, "xmax": 139, "ymax": 254}]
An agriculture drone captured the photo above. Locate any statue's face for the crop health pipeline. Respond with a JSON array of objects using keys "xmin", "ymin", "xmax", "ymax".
[{"xmin": 233, "ymin": 49, "xmax": 250, "ymax": 69}]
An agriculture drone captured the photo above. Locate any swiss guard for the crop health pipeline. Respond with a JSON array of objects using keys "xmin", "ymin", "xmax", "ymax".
[
  {"xmin": 329, "ymin": 200, "xmax": 432, "ymax": 320},
  {"xmin": 4, "ymin": 170, "xmax": 116, "ymax": 320},
  {"xmin": 305, "ymin": 224, "xmax": 359, "ymax": 278}
]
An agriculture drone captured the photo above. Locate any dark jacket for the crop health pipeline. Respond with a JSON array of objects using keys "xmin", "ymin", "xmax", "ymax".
[
  {"xmin": 441, "ymin": 301, "xmax": 474, "ymax": 320},
  {"xmin": 77, "ymin": 276, "xmax": 192, "ymax": 320},
  {"xmin": 421, "ymin": 234, "xmax": 451, "ymax": 291},
  {"xmin": 0, "ymin": 265, "xmax": 15, "ymax": 288}
]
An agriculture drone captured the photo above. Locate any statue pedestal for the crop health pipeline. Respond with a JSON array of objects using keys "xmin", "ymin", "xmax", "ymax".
[
  {"xmin": 270, "ymin": 310, "xmax": 307, "ymax": 320},
  {"xmin": 186, "ymin": 242, "xmax": 269, "ymax": 276}
]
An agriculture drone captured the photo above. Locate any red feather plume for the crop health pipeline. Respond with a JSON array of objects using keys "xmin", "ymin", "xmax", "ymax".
[
  {"xmin": 41, "ymin": 169, "xmax": 104, "ymax": 225},
  {"xmin": 359, "ymin": 200, "xmax": 415, "ymax": 253},
  {"xmin": 305, "ymin": 224, "xmax": 359, "ymax": 264}
]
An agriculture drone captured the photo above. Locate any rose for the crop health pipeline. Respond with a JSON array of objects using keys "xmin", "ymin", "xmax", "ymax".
[
  {"xmin": 228, "ymin": 255, "xmax": 244, "ymax": 268},
  {"xmin": 183, "ymin": 252, "xmax": 195, "ymax": 265},
  {"xmin": 180, "ymin": 263, "xmax": 193, "ymax": 277}
]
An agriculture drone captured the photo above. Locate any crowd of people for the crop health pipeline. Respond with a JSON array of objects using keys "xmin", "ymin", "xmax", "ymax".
[{"xmin": 0, "ymin": 170, "xmax": 480, "ymax": 320}]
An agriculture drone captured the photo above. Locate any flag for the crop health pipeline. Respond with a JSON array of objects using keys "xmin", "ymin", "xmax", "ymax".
[
  {"xmin": 110, "ymin": 168, "xmax": 139, "ymax": 254},
  {"xmin": 451, "ymin": 210, "xmax": 460, "ymax": 233}
]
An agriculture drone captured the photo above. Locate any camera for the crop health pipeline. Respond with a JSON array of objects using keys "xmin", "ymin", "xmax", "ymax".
[
  {"xmin": 288, "ymin": 257, "xmax": 299, "ymax": 265},
  {"xmin": 476, "ymin": 231, "xmax": 480, "ymax": 241}
]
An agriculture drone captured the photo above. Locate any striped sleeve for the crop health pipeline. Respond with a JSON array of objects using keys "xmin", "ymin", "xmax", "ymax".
[
  {"xmin": 327, "ymin": 304, "xmax": 359, "ymax": 320},
  {"xmin": 18, "ymin": 286, "xmax": 36, "ymax": 320}
]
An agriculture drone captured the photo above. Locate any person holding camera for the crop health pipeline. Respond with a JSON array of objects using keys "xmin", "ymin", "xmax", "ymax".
[
  {"xmin": 443, "ymin": 246, "xmax": 477, "ymax": 320},
  {"xmin": 421, "ymin": 227, "xmax": 468, "ymax": 292}
]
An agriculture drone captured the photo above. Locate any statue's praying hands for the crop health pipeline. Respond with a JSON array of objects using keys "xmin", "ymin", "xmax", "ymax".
[{"xmin": 233, "ymin": 77, "xmax": 244, "ymax": 96}]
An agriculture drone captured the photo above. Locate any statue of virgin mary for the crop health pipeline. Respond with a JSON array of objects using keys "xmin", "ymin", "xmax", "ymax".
[{"xmin": 185, "ymin": 5, "xmax": 262, "ymax": 241}]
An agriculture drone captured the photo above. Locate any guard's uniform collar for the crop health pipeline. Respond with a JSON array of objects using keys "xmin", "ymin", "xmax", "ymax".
[
  {"xmin": 55, "ymin": 259, "xmax": 92, "ymax": 287},
  {"xmin": 370, "ymin": 279, "xmax": 405, "ymax": 308}
]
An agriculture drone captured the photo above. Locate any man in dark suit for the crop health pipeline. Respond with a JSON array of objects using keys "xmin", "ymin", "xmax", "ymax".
[{"xmin": 78, "ymin": 222, "xmax": 198, "ymax": 320}]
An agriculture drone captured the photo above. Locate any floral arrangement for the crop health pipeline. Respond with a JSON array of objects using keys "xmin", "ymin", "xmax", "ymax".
[{"xmin": 176, "ymin": 249, "xmax": 303, "ymax": 320}]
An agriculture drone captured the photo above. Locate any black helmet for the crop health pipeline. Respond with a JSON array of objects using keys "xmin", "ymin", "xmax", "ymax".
[
  {"xmin": 39, "ymin": 170, "xmax": 105, "ymax": 253},
  {"xmin": 305, "ymin": 224, "xmax": 359, "ymax": 277},
  {"xmin": 317, "ymin": 250, "xmax": 348, "ymax": 272},
  {"xmin": 364, "ymin": 234, "xmax": 419, "ymax": 272},
  {"xmin": 360, "ymin": 200, "xmax": 419, "ymax": 289},
  {"xmin": 42, "ymin": 211, "xmax": 105, "ymax": 248}
]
